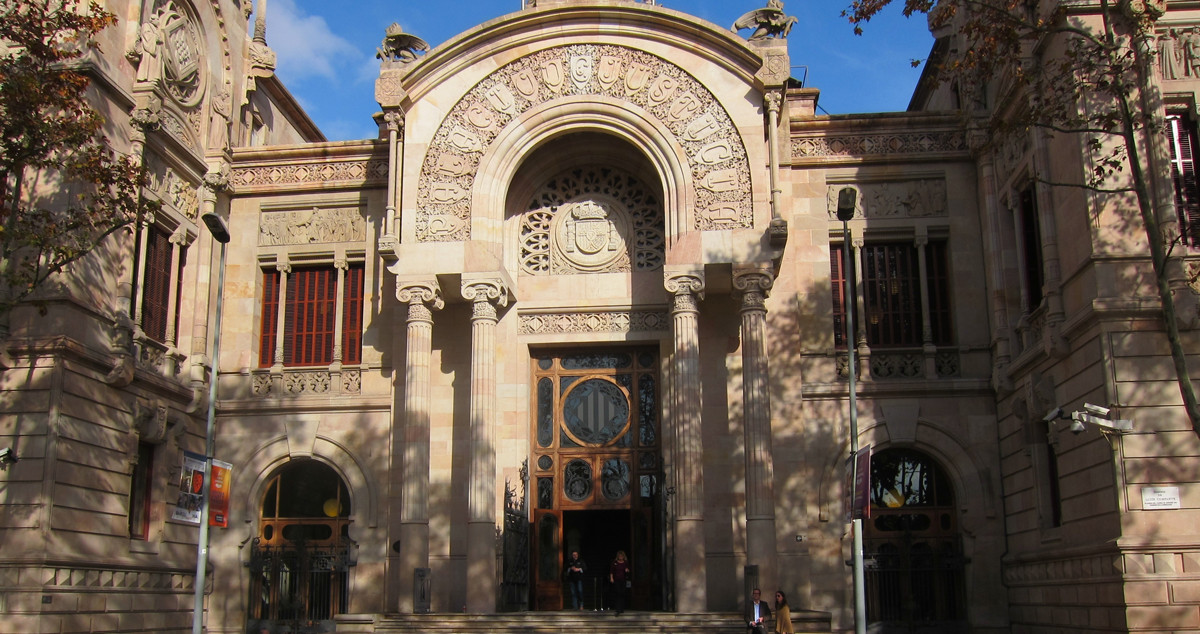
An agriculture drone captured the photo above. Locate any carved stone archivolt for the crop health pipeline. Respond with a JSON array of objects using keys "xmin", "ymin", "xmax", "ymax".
[
  {"xmin": 519, "ymin": 310, "xmax": 670, "ymax": 335},
  {"xmin": 825, "ymin": 180, "xmax": 948, "ymax": 219},
  {"xmin": 258, "ymin": 207, "xmax": 366, "ymax": 246},
  {"xmin": 520, "ymin": 166, "xmax": 664, "ymax": 275},
  {"xmin": 417, "ymin": 44, "xmax": 753, "ymax": 242}
]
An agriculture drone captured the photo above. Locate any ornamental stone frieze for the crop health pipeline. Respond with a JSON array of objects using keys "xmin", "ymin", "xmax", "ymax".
[
  {"xmin": 519, "ymin": 310, "xmax": 670, "ymax": 335},
  {"xmin": 231, "ymin": 159, "xmax": 389, "ymax": 192},
  {"xmin": 793, "ymin": 130, "xmax": 967, "ymax": 160},
  {"xmin": 825, "ymin": 179, "xmax": 948, "ymax": 219},
  {"xmin": 258, "ymin": 207, "xmax": 367, "ymax": 246},
  {"xmin": 417, "ymin": 44, "xmax": 754, "ymax": 242}
]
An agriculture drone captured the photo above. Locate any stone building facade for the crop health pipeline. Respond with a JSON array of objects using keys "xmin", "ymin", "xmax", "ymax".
[{"xmin": 0, "ymin": 0, "xmax": 1198, "ymax": 633}]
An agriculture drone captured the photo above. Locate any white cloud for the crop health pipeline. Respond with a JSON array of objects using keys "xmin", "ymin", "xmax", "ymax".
[{"xmin": 267, "ymin": 0, "xmax": 363, "ymax": 84}]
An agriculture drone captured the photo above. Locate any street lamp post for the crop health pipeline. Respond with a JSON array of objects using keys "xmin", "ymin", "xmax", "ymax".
[
  {"xmin": 836, "ymin": 187, "xmax": 867, "ymax": 634},
  {"xmin": 192, "ymin": 211, "xmax": 230, "ymax": 634}
]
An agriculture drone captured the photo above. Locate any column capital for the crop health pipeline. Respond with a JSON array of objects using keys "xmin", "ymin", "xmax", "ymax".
[
  {"xmin": 383, "ymin": 108, "xmax": 405, "ymax": 133},
  {"xmin": 397, "ymin": 278, "xmax": 444, "ymax": 310},
  {"xmin": 732, "ymin": 263, "xmax": 775, "ymax": 295},
  {"xmin": 664, "ymin": 268, "xmax": 705, "ymax": 298},
  {"xmin": 763, "ymin": 90, "xmax": 783, "ymax": 114},
  {"xmin": 461, "ymin": 278, "xmax": 510, "ymax": 309},
  {"xmin": 275, "ymin": 262, "xmax": 292, "ymax": 274}
]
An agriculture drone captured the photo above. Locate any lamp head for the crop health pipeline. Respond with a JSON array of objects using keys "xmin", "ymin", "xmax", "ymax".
[
  {"xmin": 201, "ymin": 211, "xmax": 230, "ymax": 244},
  {"xmin": 836, "ymin": 187, "xmax": 857, "ymax": 222}
]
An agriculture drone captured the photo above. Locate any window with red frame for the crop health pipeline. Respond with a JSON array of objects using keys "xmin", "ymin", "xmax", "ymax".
[
  {"xmin": 1167, "ymin": 113, "xmax": 1200, "ymax": 248},
  {"xmin": 832, "ymin": 241, "xmax": 952, "ymax": 348},
  {"xmin": 141, "ymin": 225, "xmax": 186, "ymax": 344},
  {"xmin": 259, "ymin": 264, "xmax": 364, "ymax": 368}
]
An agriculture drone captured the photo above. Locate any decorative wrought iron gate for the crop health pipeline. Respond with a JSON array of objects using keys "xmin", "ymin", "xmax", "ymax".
[
  {"xmin": 500, "ymin": 461, "xmax": 530, "ymax": 611},
  {"xmin": 247, "ymin": 535, "xmax": 352, "ymax": 634}
]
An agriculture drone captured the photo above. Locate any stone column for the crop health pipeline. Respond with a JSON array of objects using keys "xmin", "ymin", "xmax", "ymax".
[
  {"xmin": 665, "ymin": 269, "xmax": 707, "ymax": 611},
  {"xmin": 733, "ymin": 264, "xmax": 778, "ymax": 592},
  {"xmin": 395, "ymin": 279, "xmax": 442, "ymax": 613},
  {"xmin": 462, "ymin": 278, "xmax": 508, "ymax": 613}
]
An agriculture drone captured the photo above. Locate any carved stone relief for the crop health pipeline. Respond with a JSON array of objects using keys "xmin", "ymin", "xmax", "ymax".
[
  {"xmin": 793, "ymin": 131, "xmax": 967, "ymax": 159},
  {"xmin": 258, "ymin": 207, "xmax": 367, "ymax": 246},
  {"xmin": 145, "ymin": 150, "xmax": 200, "ymax": 219},
  {"xmin": 520, "ymin": 166, "xmax": 664, "ymax": 275},
  {"xmin": 518, "ymin": 310, "xmax": 670, "ymax": 335},
  {"xmin": 417, "ymin": 44, "xmax": 753, "ymax": 242},
  {"xmin": 232, "ymin": 160, "xmax": 389, "ymax": 190},
  {"xmin": 1156, "ymin": 25, "xmax": 1200, "ymax": 80},
  {"xmin": 825, "ymin": 180, "xmax": 948, "ymax": 219}
]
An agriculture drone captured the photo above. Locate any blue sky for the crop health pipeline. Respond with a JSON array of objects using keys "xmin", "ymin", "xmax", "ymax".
[{"xmin": 265, "ymin": 0, "xmax": 934, "ymax": 141}]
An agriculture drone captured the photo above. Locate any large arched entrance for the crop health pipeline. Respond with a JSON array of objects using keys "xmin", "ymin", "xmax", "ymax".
[
  {"xmin": 530, "ymin": 349, "xmax": 663, "ymax": 611},
  {"xmin": 247, "ymin": 459, "xmax": 354, "ymax": 633},
  {"xmin": 865, "ymin": 448, "xmax": 967, "ymax": 633}
]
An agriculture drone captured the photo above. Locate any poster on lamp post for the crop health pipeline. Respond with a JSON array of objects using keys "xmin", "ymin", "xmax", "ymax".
[
  {"xmin": 171, "ymin": 451, "xmax": 206, "ymax": 524},
  {"xmin": 209, "ymin": 459, "xmax": 232, "ymax": 527},
  {"xmin": 843, "ymin": 445, "xmax": 872, "ymax": 522}
]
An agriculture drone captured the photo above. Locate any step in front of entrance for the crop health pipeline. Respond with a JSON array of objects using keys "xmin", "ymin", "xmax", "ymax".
[{"xmin": 344, "ymin": 610, "xmax": 833, "ymax": 633}]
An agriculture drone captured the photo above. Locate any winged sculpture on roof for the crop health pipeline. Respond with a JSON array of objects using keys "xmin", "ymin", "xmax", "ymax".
[
  {"xmin": 376, "ymin": 23, "xmax": 430, "ymax": 64},
  {"xmin": 732, "ymin": 0, "xmax": 798, "ymax": 40}
]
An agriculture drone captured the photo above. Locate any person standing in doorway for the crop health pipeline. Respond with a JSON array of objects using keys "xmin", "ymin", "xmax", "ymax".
[
  {"xmin": 747, "ymin": 588, "xmax": 771, "ymax": 634},
  {"xmin": 608, "ymin": 550, "xmax": 631, "ymax": 615},
  {"xmin": 565, "ymin": 550, "xmax": 587, "ymax": 610}
]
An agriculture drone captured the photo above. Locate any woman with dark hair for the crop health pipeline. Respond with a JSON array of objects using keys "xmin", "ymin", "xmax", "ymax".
[{"xmin": 774, "ymin": 590, "xmax": 794, "ymax": 634}]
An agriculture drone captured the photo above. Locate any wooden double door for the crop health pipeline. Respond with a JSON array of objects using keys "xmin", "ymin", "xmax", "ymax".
[{"xmin": 530, "ymin": 349, "xmax": 663, "ymax": 611}]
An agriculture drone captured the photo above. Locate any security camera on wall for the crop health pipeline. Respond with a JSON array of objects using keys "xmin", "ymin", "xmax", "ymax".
[
  {"xmin": 0, "ymin": 447, "xmax": 17, "ymax": 466},
  {"xmin": 1042, "ymin": 407, "xmax": 1064, "ymax": 423}
]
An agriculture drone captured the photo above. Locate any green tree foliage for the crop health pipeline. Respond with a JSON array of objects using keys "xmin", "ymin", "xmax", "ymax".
[
  {"xmin": 845, "ymin": 0, "xmax": 1200, "ymax": 430},
  {"xmin": 0, "ymin": 0, "xmax": 156, "ymax": 330}
]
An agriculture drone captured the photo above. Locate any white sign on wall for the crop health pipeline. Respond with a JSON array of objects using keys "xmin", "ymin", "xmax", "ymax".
[{"xmin": 1142, "ymin": 486, "xmax": 1182, "ymax": 510}]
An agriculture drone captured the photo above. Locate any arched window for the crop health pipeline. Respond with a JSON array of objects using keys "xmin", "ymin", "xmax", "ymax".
[
  {"xmin": 249, "ymin": 460, "xmax": 353, "ymax": 631},
  {"xmin": 865, "ymin": 448, "xmax": 966, "ymax": 632}
]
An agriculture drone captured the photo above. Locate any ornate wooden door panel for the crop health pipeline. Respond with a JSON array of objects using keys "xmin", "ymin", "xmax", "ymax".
[{"xmin": 530, "ymin": 349, "xmax": 662, "ymax": 611}]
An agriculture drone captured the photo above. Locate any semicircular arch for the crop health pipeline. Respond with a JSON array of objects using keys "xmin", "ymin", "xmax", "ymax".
[{"xmin": 413, "ymin": 44, "xmax": 753, "ymax": 244}]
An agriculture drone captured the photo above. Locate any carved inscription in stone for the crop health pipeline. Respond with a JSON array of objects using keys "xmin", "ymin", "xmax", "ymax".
[
  {"xmin": 825, "ymin": 180, "xmax": 948, "ymax": 219},
  {"xmin": 259, "ymin": 207, "xmax": 367, "ymax": 245},
  {"xmin": 418, "ymin": 45, "xmax": 752, "ymax": 241}
]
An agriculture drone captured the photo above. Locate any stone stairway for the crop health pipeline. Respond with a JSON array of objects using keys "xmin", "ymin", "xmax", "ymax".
[{"xmin": 337, "ymin": 610, "xmax": 833, "ymax": 633}]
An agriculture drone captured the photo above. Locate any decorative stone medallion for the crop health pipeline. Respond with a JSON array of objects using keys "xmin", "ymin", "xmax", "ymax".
[
  {"xmin": 520, "ymin": 166, "xmax": 664, "ymax": 275},
  {"xmin": 417, "ymin": 44, "xmax": 753, "ymax": 242}
]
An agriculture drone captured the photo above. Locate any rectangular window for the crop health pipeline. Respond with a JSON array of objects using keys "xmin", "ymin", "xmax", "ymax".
[
  {"xmin": 342, "ymin": 264, "xmax": 364, "ymax": 365},
  {"xmin": 831, "ymin": 244, "xmax": 851, "ymax": 347},
  {"xmin": 260, "ymin": 268, "xmax": 280, "ymax": 367},
  {"xmin": 832, "ymin": 240, "xmax": 952, "ymax": 348},
  {"xmin": 128, "ymin": 442, "xmax": 154, "ymax": 540},
  {"xmin": 1167, "ymin": 114, "xmax": 1200, "ymax": 248},
  {"xmin": 1017, "ymin": 185, "xmax": 1045, "ymax": 311},
  {"xmin": 259, "ymin": 264, "xmax": 365, "ymax": 368},
  {"xmin": 141, "ymin": 226, "xmax": 185, "ymax": 344}
]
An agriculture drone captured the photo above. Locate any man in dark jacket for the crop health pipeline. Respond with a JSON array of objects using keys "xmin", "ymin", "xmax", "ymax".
[
  {"xmin": 565, "ymin": 551, "xmax": 587, "ymax": 610},
  {"xmin": 747, "ymin": 588, "xmax": 771, "ymax": 634}
]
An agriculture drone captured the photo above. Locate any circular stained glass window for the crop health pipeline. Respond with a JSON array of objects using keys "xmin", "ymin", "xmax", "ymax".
[{"xmin": 561, "ymin": 378, "xmax": 630, "ymax": 447}]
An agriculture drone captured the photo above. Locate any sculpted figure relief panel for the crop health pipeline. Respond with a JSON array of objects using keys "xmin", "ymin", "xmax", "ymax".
[
  {"xmin": 825, "ymin": 180, "xmax": 948, "ymax": 219},
  {"xmin": 259, "ymin": 207, "xmax": 367, "ymax": 246},
  {"xmin": 417, "ymin": 44, "xmax": 753, "ymax": 242}
]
